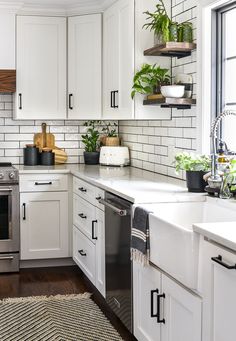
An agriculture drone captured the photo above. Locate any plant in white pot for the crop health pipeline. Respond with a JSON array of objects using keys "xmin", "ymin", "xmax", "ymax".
[
  {"xmin": 102, "ymin": 122, "xmax": 119, "ymax": 146},
  {"xmin": 82, "ymin": 120, "xmax": 101, "ymax": 165},
  {"xmin": 174, "ymin": 152, "xmax": 211, "ymax": 192}
]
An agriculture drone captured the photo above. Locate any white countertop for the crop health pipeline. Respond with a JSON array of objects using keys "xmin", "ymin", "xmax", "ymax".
[
  {"xmin": 16, "ymin": 164, "xmax": 204, "ymax": 204},
  {"xmin": 193, "ymin": 222, "xmax": 236, "ymax": 251}
]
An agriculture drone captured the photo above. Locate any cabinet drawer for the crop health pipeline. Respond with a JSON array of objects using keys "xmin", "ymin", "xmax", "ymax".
[
  {"xmin": 73, "ymin": 225, "xmax": 95, "ymax": 285},
  {"xmin": 20, "ymin": 174, "xmax": 68, "ymax": 192},
  {"xmin": 73, "ymin": 193, "xmax": 96, "ymax": 242},
  {"xmin": 95, "ymin": 187, "xmax": 105, "ymax": 211},
  {"xmin": 73, "ymin": 176, "xmax": 96, "ymax": 205}
]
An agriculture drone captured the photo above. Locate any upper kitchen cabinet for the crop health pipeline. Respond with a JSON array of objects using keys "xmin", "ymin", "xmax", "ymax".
[
  {"xmin": 15, "ymin": 16, "xmax": 67, "ymax": 120},
  {"xmin": 68, "ymin": 14, "xmax": 102, "ymax": 120},
  {"xmin": 0, "ymin": 10, "xmax": 15, "ymax": 69},
  {"xmin": 103, "ymin": 0, "xmax": 135, "ymax": 120}
]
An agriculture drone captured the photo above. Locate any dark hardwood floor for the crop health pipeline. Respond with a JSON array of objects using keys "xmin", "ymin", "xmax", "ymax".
[{"xmin": 0, "ymin": 266, "xmax": 136, "ymax": 341}]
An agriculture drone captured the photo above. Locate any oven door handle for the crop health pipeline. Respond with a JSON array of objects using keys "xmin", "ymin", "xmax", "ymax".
[
  {"xmin": 0, "ymin": 256, "xmax": 14, "ymax": 260},
  {"xmin": 98, "ymin": 198, "xmax": 127, "ymax": 216},
  {"xmin": 0, "ymin": 188, "xmax": 13, "ymax": 192}
]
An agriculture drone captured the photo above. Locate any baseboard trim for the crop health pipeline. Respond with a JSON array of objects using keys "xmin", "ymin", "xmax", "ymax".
[{"xmin": 20, "ymin": 258, "xmax": 75, "ymax": 268}]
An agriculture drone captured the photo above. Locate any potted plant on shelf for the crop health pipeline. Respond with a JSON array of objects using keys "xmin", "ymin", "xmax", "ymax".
[
  {"xmin": 101, "ymin": 122, "xmax": 119, "ymax": 146},
  {"xmin": 143, "ymin": 0, "xmax": 171, "ymax": 44},
  {"xmin": 131, "ymin": 63, "xmax": 170, "ymax": 99},
  {"xmin": 174, "ymin": 152, "xmax": 211, "ymax": 192},
  {"xmin": 82, "ymin": 120, "xmax": 101, "ymax": 165}
]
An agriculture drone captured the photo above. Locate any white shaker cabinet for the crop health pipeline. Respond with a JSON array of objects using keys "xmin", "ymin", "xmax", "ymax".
[
  {"xmin": 133, "ymin": 262, "xmax": 161, "ymax": 341},
  {"xmin": 200, "ymin": 238, "xmax": 236, "ymax": 341},
  {"xmin": 68, "ymin": 14, "xmax": 102, "ymax": 119},
  {"xmin": 15, "ymin": 16, "xmax": 67, "ymax": 120},
  {"xmin": 103, "ymin": 0, "xmax": 134, "ymax": 120},
  {"xmin": 20, "ymin": 191, "xmax": 69, "ymax": 260},
  {"xmin": 133, "ymin": 262, "xmax": 202, "ymax": 341}
]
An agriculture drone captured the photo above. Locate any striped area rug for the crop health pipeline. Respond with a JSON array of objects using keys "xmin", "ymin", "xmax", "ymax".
[{"xmin": 0, "ymin": 293, "xmax": 123, "ymax": 341}]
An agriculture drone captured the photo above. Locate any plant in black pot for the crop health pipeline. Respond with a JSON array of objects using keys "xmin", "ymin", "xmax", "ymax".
[
  {"xmin": 174, "ymin": 152, "xmax": 211, "ymax": 192},
  {"xmin": 82, "ymin": 120, "xmax": 101, "ymax": 165}
]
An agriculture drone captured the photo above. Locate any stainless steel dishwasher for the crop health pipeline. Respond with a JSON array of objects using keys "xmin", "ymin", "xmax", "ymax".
[{"xmin": 99, "ymin": 192, "xmax": 133, "ymax": 332}]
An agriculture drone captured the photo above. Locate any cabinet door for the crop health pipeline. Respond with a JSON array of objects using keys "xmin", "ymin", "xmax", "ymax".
[
  {"xmin": 68, "ymin": 14, "xmax": 102, "ymax": 119},
  {"xmin": 95, "ymin": 208, "xmax": 105, "ymax": 297},
  {"xmin": 133, "ymin": 261, "xmax": 161, "ymax": 341},
  {"xmin": 103, "ymin": 0, "xmax": 134, "ymax": 119},
  {"xmin": 15, "ymin": 16, "xmax": 66, "ymax": 120},
  {"xmin": 20, "ymin": 192, "xmax": 69, "ymax": 260},
  {"xmin": 162, "ymin": 274, "xmax": 201, "ymax": 341},
  {"xmin": 200, "ymin": 239, "xmax": 236, "ymax": 341}
]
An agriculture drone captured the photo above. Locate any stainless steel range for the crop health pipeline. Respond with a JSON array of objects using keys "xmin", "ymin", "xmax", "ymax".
[{"xmin": 0, "ymin": 163, "xmax": 19, "ymax": 272}]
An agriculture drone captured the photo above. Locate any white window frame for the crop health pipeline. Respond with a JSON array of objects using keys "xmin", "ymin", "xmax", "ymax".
[{"xmin": 197, "ymin": 0, "xmax": 236, "ymax": 155}]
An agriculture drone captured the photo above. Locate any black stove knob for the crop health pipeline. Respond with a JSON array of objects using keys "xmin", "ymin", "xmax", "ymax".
[
  {"xmin": 9, "ymin": 172, "xmax": 15, "ymax": 179},
  {"xmin": 0, "ymin": 173, "xmax": 4, "ymax": 179}
]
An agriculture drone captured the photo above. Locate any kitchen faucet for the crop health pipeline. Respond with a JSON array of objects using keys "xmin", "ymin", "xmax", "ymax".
[{"xmin": 209, "ymin": 110, "xmax": 236, "ymax": 188}]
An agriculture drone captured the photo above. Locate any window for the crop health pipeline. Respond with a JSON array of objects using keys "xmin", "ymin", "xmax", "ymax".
[{"xmin": 216, "ymin": 3, "xmax": 236, "ymax": 152}]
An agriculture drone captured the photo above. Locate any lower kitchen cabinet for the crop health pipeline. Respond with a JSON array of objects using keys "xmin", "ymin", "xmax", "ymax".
[
  {"xmin": 72, "ymin": 177, "xmax": 105, "ymax": 297},
  {"xmin": 20, "ymin": 191, "xmax": 69, "ymax": 260},
  {"xmin": 200, "ymin": 237, "xmax": 236, "ymax": 341},
  {"xmin": 133, "ymin": 262, "xmax": 202, "ymax": 341}
]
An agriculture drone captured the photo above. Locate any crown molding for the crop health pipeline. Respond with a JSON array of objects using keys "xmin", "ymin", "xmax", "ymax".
[{"xmin": 0, "ymin": 0, "xmax": 117, "ymax": 16}]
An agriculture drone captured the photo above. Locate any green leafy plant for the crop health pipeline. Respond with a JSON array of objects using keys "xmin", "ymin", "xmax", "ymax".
[
  {"xmin": 102, "ymin": 122, "xmax": 118, "ymax": 137},
  {"xmin": 174, "ymin": 152, "xmax": 211, "ymax": 173},
  {"xmin": 82, "ymin": 120, "xmax": 101, "ymax": 152},
  {"xmin": 143, "ymin": 0, "xmax": 171, "ymax": 42},
  {"xmin": 131, "ymin": 63, "xmax": 170, "ymax": 99}
]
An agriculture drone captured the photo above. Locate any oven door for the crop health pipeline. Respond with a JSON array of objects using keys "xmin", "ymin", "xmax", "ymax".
[{"xmin": 0, "ymin": 185, "xmax": 19, "ymax": 253}]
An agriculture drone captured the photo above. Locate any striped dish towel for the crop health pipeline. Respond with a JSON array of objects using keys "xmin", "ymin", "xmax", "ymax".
[{"xmin": 131, "ymin": 206, "xmax": 152, "ymax": 266}]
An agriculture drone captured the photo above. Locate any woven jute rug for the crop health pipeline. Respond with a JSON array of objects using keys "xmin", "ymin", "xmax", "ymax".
[{"xmin": 0, "ymin": 293, "xmax": 123, "ymax": 341}]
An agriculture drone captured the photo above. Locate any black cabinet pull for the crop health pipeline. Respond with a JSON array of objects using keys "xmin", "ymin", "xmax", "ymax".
[
  {"xmin": 114, "ymin": 90, "xmax": 119, "ymax": 108},
  {"xmin": 92, "ymin": 220, "xmax": 98, "ymax": 240},
  {"xmin": 69, "ymin": 93, "xmax": 73, "ymax": 110},
  {"xmin": 35, "ymin": 182, "xmax": 52, "ymax": 186},
  {"xmin": 157, "ymin": 293, "xmax": 165, "ymax": 324},
  {"xmin": 151, "ymin": 289, "xmax": 159, "ymax": 318},
  {"xmin": 78, "ymin": 213, "xmax": 87, "ymax": 219},
  {"xmin": 78, "ymin": 249, "xmax": 86, "ymax": 257},
  {"xmin": 22, "ymin": 203, "xmax": 26, "ymax": 220},
  {"xmin": 211, "ymin": 255, "xmax": 236, "ymax": 270},
  {"xmin": 96, "ymin": 196, "xmax": 101, "ymax": 201},
  {"xmin": 79, "ymin": 187, "xmax": 87, "ymax": 193},
  {"xmin": 110, "ymin": 91, "xmax": 114, "ymax": 108},
  {"xmin": 19, "ymin": 93, "xmax": 22, "ymax": 110}
]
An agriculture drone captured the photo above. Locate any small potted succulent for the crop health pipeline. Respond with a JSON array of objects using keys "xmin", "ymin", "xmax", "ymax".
[
  {"xmin": 102, "ymin": 122, "xmax": 119, "ymax": 146},
  {"xmin": 131, "ymin": 63, "xmax": 170, "ymax": 99},
  {"xmin": 174, "ymin": 152, "xmax": 211, "ymax": 192},
  {"xmin": 82, "ymin": 120, "xmax": 101, "ymax": 165}
]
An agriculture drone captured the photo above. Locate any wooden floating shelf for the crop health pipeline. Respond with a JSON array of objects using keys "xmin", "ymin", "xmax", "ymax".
[
  {"xmin": 143, "ymin": 97, "xmax": 196, "ymax": 109},
  {"xmin": 0, "ymin": 70, "xmax": 16, "ymax": 93},
  {"xmin": 144, "ymin": 42, "xmax": 197, "ymax": 59}
]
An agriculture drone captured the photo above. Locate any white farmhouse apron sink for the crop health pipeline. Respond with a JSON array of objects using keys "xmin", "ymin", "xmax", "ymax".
[{"xmin": 145, "ymin": 197, "xmax": 236, "ymax": 289}]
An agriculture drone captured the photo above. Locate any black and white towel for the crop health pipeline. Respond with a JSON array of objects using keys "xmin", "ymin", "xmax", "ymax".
[{"xmin": 131, "ymin": 206, "xmax": 151, "ymax": 266}]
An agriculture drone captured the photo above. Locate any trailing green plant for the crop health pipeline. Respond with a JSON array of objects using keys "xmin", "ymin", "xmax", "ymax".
[
  {"xmin": 174, "ymin": 152, "xmax": 211, "ymax": 173},
  {"xmin": 102, "ymin": 122, "xmax": 118, "ymax": 137},
  {"xmin": 143, "ymin": 0, "xmax": 171, "ymax": 42},
  {"xmin": 82, "ymin": 120, "xmax": 101, "ymax": 152},
  {"xmin": 131, "ymin": 63, "xmax": 170, "ymax": 99}
]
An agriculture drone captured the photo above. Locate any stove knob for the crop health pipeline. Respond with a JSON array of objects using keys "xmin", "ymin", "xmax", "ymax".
[
  {"xmin": 9, "ymin": 172, "xmax": 15, "ymax": 179},
  {"xmin": 0, "ymin": 173, "xmax": 4, "ymax": 179}
]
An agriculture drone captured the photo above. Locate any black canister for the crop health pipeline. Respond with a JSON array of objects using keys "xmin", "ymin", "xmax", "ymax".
[
  {"xmin": 40, "ymin": 148, "xmax": 55, "ymax": 166},
  {"xmin": 24, "ymin": 144, "xmax": 39, "ymax": 166}
]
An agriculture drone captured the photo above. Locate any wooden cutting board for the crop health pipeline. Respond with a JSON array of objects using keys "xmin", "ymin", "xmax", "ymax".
[
  {"xmin": 34, "ymin": 123, "xmax": 55, "ymax": 150},
  {"xmin": 52, "ymin": 147, "xmax": 68, "ymax": 165}
]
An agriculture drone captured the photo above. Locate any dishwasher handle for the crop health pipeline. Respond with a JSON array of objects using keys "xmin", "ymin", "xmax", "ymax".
[{"xmin": 99, "ymin": 198, "xmax": 128, "ymax": 216}]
